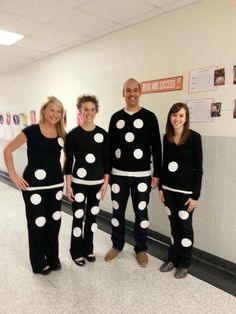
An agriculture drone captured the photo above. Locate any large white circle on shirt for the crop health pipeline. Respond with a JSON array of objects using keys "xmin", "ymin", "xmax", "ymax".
[
  {"xmin": 116, "ymin": 120, "xmax": 125, "ymax": 129},
  {"xmin": 181, "ymin": 238, "xmax": 192, "ymax": 247},
  {"xmin": 56, "ymin": 190, "xmax": 63, "ymax": 200},
  {"xmin": 115, "ymin": 148, "xmax": 121, "ymax": 159},
  {"xmin": 111, "ymin": 183, "xmax": 120, "ymax": 194},
  {"xmin": 91, "ymin": 223, "xmax": 98, "ymax": 232},
  {"xmin": 133, "ymin": 119, "xmax": 143, "ymax": 129},
  {"xmin": 96, "ymin": 191, "xmax": 101, "ymax": 200},
  {"xmin": 73, "ymin": 227, "xmax": 82, "ymax": 237},
  {"xmin": 75, "ymin": 209, "xmax": 84, "ymax": 219},
  {"xmin": 58, "ymin": 137, "xmax": 64, "ymax": 147},
  {"xmin": 112, "ymin": 200, "xmax": 119, "ymax": 210},
  {"xmin": 35, "ymin": 216, "xmax": 46, "ymax": 227},
  {"xmin": 94, "ymin": 133, "xmax": 104, "ymax": 143},
  {"xmin": 52, "ymin": 211, "xmax": 61, "ymax": 221},
  {"xmin": 133, "ymin": 149, "xmax": 143, "ymax": 159},
  {"xmin": 168, "ymin": 161, "xmax": 178, "ymax": 172},
  {"xmin": 111, "ymin": 218, "xmax": 119, "ymax": 227},
  {"xmin": 137, "ymin": 183, "xmax": 147, "ymax": 192},
  {"xmin": 30, "ymin": 194, "xmax": 42, "ymax": 205},
  {"xmin": 140, "ymin": 220, "xmax": 149, "ymax": 229},
  {"xmin": 85, "ymin": 153, "xmax": 96, "ymax": 163},
  {"xmin": 74, "ymin": 193, "xmax": 85, "ymax": 203},
  {"xmin": 34, "ymin": 169, "xmax": 46, "ymax": 180},
  {"xmin": 138, "ymin": 201, "xmax": 147, "ymax": 210},
  {"xmin": 125, "ymin": 132, "xmax": 134, "ymax": 142},
  {"xmin": 178, "ymin": 210, "xmax": 189, "ymax": 220},
  {"xmin": 165, "ymin": 207, "xmax": 171, "ymax": 216},
  {"xmin": 91, "ymin": 206, "xmax": 100, "ymax": 215},
  {"xmin": 170, "ymin": 235, "xmax": 174, "ymax": 245},
  {"xmin": 77, "ymin": 168, "xmax": 87, "ymax": 178}
]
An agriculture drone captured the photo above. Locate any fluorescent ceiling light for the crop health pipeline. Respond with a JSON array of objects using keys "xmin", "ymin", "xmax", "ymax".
[{"xmin": 0, "ymin": 29, "xmax": 24, "ymax": 45}]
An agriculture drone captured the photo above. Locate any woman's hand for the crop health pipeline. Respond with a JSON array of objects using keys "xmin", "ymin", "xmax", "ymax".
[
  {"xmin": 99, "ymin": 182, "xmax": 108, "ymax": 200},
  {"xmin": 185, "ymin": 198, "xmax": 197, "ymax": 212},
  {"xmin": 151, "ymin": 177, "xmax": 159, "ymax": 189},
  {"xmin": 11, "ymin": 174, "xmax": 29, "ymax": 191},
  {"xmin": 66, "ymin": 185, "xmax": 74, "ymax": 202},
  {"xmin": 159, "ymin": 190, "xmax": 165, "ymax": 204}
]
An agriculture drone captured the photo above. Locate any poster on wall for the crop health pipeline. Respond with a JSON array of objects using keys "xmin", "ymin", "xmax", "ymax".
[
  {"xmin": 233, "ymin": 100, "xmax": 236, "ymax": 119},
  {"xmin": 211, "ymin": 102, "xmax": 221, "ymax": 117},
  {"xmin": 141, "ymin": 76, "xmax": 183, "ymax": 94},
  {"xmin": 13, "ymin": 114, "xmax": 20, "ymax": 125},
  {"xmin": 188, "ymin": 66, "xmax": 217, "ymax": 93},
  {"xmin": 30, "ymin": 110, "xmax": 36, "ymax": 124},
  {"xmin": 19, "ymin": 113, "xmax": 27, "ymax": 126},
  {"xmin": 233, "ymin": 66, "xmax": 236, "ymax": 84},
  {"xmin": 6, "ymin": 113, "xmax": 11, "ymax": 125},
  {"xmin": 187, "ymin": 98, "xmax": 212, "ymax": 122}
]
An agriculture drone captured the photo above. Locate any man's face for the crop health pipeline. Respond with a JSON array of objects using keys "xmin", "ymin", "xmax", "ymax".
[{"xmin": 123, "ymin": 79, "xmax": 141, "ymax": 109}]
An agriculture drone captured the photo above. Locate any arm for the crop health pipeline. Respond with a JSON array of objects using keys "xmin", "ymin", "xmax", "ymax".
[
  {"xmin": 150, "ymin": 114, "xmax": 162, "ymax": 187},
  {"xmin": 65, "ymin": 174, "xmax": 74, "ymax": 202},
  {"xmin": 100, "ymin": 131, "xmax": 110, "ymax": 199},
  {"xmin": 64, "ymin": 132, "xmax": 75, "ymax": 202},
  {"xmin": 3, "ymin": 132, "xmax": 29, "ymax": 190},
  {"xmin": 99, "ymin": 174, "xmax": 109, "ymax": 200}
]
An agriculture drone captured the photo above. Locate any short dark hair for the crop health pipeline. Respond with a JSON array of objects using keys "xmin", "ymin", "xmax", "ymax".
[{"xmin": 76, "ymin": 94, "xmax": 99, "ymax": 112}]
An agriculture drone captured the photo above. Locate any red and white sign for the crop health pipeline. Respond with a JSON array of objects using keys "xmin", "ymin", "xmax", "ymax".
[{"xmin": 141, "ymin": 76, "xmax": 183, "ymax": 94}]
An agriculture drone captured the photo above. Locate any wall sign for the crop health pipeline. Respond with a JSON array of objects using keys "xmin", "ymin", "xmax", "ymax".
[{"xmin": 141, "ymin": 76, "xmax": 183, "ymax": 94}]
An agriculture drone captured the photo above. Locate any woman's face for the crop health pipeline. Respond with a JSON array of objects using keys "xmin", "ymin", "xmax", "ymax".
[
  {"xmin": 43, "ymin": 102, "xmax": 62, "ymax": 125},
  {"xmin": 170, "ymin": 108, "xmax": 187, "ymax": 131},
  {"xmin": 80, "ymin": 101, "xmax": 97, "ymax": 123}
]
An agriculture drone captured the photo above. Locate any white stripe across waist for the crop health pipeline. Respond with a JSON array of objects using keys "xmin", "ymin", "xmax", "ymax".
[
  {"xmin": 72, "ymin": 177, "xmax": 104, "ymax": 185},
  {"xmin": 111, "ymin": 167, "xmax": 151, "ymax": 177},
  {"xmin": 25, "ymin": 182, "xmax": 64, "ymax": 191},
  {"xmin": 162, "ymin": 185, "xmax": 193, "ymax": 195}
]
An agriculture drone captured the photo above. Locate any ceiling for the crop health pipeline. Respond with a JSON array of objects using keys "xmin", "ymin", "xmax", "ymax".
[{"xmin": 0, "ymin": 0, "xmax": 201, "ymax": 74}]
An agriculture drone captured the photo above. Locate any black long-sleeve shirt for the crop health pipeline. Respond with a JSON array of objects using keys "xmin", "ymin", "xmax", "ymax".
[
  {"xmin": 160, "ymin": 130, "xmax": 203, "ymax": 200},
  {"xmin": 64, "ymin": 126, "xmax": 109, "ymax": 183},
  {"xmin": 109, "ymin": 108, "xmax": 162, "ymax": 177}
]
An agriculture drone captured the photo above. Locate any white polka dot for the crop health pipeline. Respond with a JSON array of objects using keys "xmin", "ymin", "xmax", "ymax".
[
  {"xmin": 125, "ymin": 132, "xmax": 135, "ymax": 142},
  {"xmin": 56, "ymin": 190, "xmax": 63, "ymax": 200},
  {"xmin": 75, "ymin": 209, "xmax": 84, "ymax": 219},
  {"xmin": 91, "ymin": 223, "xmax": 98, "ymax": 232},
  {"xmin": 140, "ymin": 220, "xmax": 149, "ymax": 228},
  {"xmin": 111, "ymin": 218, "xmax": 119, "ymax": 227},
  {"xmin": 85, "ymin": 153, "xmax": 96, "ymax": 163},
  {"xmin": 116, "ymin": 119, "xmax": 125, "ymax": 129},
  {"xmin": 138, "ymin": 201, "xmax": 147, "ymax": 210},
  {"xmin": 94, "ymin": 133, "xmax": 104, "ymax": 143},
  {"xmin": 58, "ymin": 137, "xmax": 64, "ymax": 147},
  {"xmin": 115, "ymin": 148, "xmax": 121, "ymax": 158},
  {"xmin": 168, "ymin": 161, "xmax": 178, "ymax": 172},
  {"xmin": 96, "ymin": 191, "xmax": 101, "ymax": 200},
  {"xmin": 35, "ymin": 216, "xmax": 46, "ymax": 227},
  {"xmin": 52, "ymin": 211, "xmax": 61, "ymax": 220},
  {"xmin": 165, "ymin": 207, "xmax": 171, "ymax": 216},
  {"xmin": 91, "ymin": 206, "xmax": 100, "ymax": 215},
  {"xmin": 178, "ymin": 210, "xmax": 189, "ymax": 220},
  {"xmin": 137, "ymin": 183, "xmax": 147, "ymax": 192},
  {"xmin": 73, "ymin": 227, "xmax": 82, "ymax": 237},
  {"xmin": 170, "ymin": 235, "xmax": 174, "ymax": 245},
  {"xmin": 30, "ymin": 194, "xmax": 41, "ymax": 205},
  {"xmin": 111, "ymin": 183, "xmax": 120, "ymax": 194},
  {"xmin": 34, "ymin": 169, "xmax": 46, "ymax": 180},
  {"xmin": 181, "ymin": 238, "xmax": 192, "ymax": 247},
  {"xmin": 133, "ymin": 119, "xmax": 143, "ymax": 129},
  {"xmin": 77, "ymin": 168, "xmax": 87, "ymax": 178},
  {"xmin": 133, "ymin": 149, "xmax": 143, "ymax": 159},
  {"xmin": 112, "ymin": 200, "xmax": 119, "ymax": 210},
  {"xmin": 74, "ymin": 193, "xmax": 85, "ymax": 203}
]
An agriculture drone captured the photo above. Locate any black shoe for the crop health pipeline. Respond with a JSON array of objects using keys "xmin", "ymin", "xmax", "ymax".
[
  {"xmin": 174, "ymin": 267, "xmax": 190, "ymax": 279},
  {"xmin": 39, "ymin": 265, "xmax": 51, "ymax": 275},
  {"xmin": 74, "ymin": 258, "xmax": 85, "ymax": 267},
  {"xmin": 51, "ymin": 261, "xmax": 61, "ymax": 271},
  {"xmin": 85, "ymin": 254, "xmax": 96, "ymax": 262},
  {"xmin": 159, "ymin": 261, "xmax": 175, "ymax": 272}
]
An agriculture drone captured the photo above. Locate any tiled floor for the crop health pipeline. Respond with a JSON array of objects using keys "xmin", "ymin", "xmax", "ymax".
[{"xmin": 1, "ymin": 181, "xmax": 236, "ymax": 314}]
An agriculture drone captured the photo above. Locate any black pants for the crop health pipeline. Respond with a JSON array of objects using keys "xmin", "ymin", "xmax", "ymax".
[
  {"xmin": 22, "ymin": 187, "xmax": 63, "ymax": 273},
  {"xmin": 70, "ymin": 183, "xmax": 102, "ymax": 259},
  {"xmin": 163, "ymin": 189, "xmax": 194, "ymax": 268},
  {"xmin": 110, "ymin": 175, "xmax": 151, "ymax": 253}
]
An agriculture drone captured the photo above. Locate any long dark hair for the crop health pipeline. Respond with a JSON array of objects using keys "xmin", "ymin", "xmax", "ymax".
[{"xmin": 166, "ymin": 102, "xmax": 190, "ymax": 145}]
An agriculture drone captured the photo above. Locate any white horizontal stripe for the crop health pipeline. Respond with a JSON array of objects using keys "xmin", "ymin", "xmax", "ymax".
[
  {"xmin": 162, "ymin": 185, "xmax": 192, "ymax": 195},
  {"xmin": 72, "ymin": 177, "xmax": 104, "ymax": 185},
  {"xmin": 26, "ymin": 182, "xmax": 64, "ymax": 191},
  {"xmin": 112, "ymin": 167, "xmax": 151, "ymax": 177}
]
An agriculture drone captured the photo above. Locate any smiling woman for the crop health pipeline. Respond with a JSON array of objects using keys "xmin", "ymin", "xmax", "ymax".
[{"xmin": 3, "ymin": 96, "xmax": 66, "ymax": 275}]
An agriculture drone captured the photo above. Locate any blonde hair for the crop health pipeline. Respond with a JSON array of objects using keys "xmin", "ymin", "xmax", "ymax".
[{"xmin": 39, "ymin": 96, "xmax": 66, "ymax": 140}]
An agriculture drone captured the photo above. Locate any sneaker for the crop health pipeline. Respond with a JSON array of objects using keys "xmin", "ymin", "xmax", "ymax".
[
  {"xmin": 104, "ymin": 248, "xmax": 120, "ymax": 262},
  {"xmin": 136, "ymin": 251, "xmax": 148, "ymax": 267},
  {"xmin": 159, "ymin": 261, "xmax": 175, "ymax": 272},
  {"xmin": 174, "ymin": 267, "xmax": 189, "ymax": 279}
]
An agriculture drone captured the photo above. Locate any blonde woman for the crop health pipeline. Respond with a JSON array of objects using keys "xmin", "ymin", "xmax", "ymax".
[{"xmin": 3, "ymin": 96, "xmax": 66, "ymax": 275}]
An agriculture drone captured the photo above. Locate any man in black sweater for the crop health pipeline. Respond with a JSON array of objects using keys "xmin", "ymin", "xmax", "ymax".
[{"xmin": 105, "ymin": 78, "xmax": 162, "ymax": 267}]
